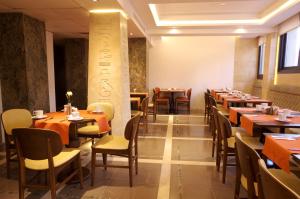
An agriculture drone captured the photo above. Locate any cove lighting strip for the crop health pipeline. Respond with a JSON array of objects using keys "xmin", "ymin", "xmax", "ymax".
[
  {"xmin": 89, "ymin": 9, "xmax": 127, "ymax": 18},
  {"xmin": 149, "ymin": 0, "xmax": 300, "ymax": 26}
]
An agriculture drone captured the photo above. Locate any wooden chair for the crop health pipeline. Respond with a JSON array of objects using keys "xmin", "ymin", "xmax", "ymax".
[
  {"xmin": 217, "ymin": 110, "xmax": 237, "ymax": 184},
  {"xmin": 258, "ymin": 159, "xmax": 300, "ymax": 199},
  {"xmin": 1, "ymin": 109, "xmax": 32, "ymax": 178},
  {"xmin": 235, "ymin": 132, "xmax": 263, "ymax": 199},
  {"xmin": 204, "ymin": 92, "xmax": 210, "ymax": 121},
  {"xmin": 153, "ymin": 87, "xmax": 170, "ymax": 114},
  {"xmin": 91, "ymin": 113, "xmax": 141, "ymax": 187},
  {"xmin": 12, "ymin": 128, "xmax": 83, "ymax": 199},
  {"xmin": 148, "ymin": 93, "xmax": 157, "ymax": 122},
  {"xmin": 77, "ymin": 102, "xmax": 114, "ymax": 144},
  {"xmin": 131, "ymin": 96, "xmax": 149, "ymax": 135},
  {"xmin": 175, "ymin": 88, "xmax": 192, "ymax": 114}
]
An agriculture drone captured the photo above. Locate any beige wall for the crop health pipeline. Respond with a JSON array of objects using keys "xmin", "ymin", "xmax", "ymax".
[
  {"xmin": 233, "ymin": 38, "xmax": 258, "ymax": 93},
  {"xmin": 148, "ymin": 36, "xmax": 236, "ymax": 110},
  {"xmin": 277, "ymin": 73, "xmax": 300, "ymax": 86}
]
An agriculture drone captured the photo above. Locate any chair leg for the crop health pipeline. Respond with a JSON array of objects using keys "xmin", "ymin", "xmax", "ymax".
[
  {"xmin": 234, "ymin": 165, "xmax": 242, "ymax": 199},
  {"xmin": 216, "ymin": 138, "xmax": 221, "ymax": 171},
  {"xmin": 128, "ymin": 153, "xmax": 133, "ymax": 187},
  {"xmin": 91, "ymin": 150, "xmax": 96, "ymax": 186},
  {"xmin": 49, "ymin": 169, "xmax": 57, "ymax": 199},
  {"xmin": 18, "ymin": 165, "xmax": 25, "ymax": 199},
  {"xmin": 77, "ymin": 155, "xmax": 83, "ymax": 189},
  {"xmin": 135, "ymin": 143, "xmax": 138, "ymax": 175},
  {"xmin": 212, "ymin": 131, "xmax": 216, "ymax": 158},
  {"xmin": 102, "ymin": 153, "xmax": 107, "ymax": 171},
  {"xmin": 222, "ymin": 150, "xmax": 227, "ymax": 184},
  {"xmin": 6, "ymin": 148, "xmax": 11, "ymax": 179}
]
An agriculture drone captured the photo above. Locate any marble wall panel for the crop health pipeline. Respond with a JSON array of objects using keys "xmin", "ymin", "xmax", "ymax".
[
  {"xmin": 128, "ymin": 38, "xmax": 147, "ymax": 92},
  {"xmin": 0, "ymin": 13, "xmax": 49, "ymax": 111},
  {"xmin": 65, "ymin": 39, "xmax": 88, "ymax": 109}
]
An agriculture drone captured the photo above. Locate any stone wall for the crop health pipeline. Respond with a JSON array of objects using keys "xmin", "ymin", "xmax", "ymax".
[
  {"xmin": 64, "ymin": 39, "xmax": 88, "ymax": 109},
  {"xmin": 233, "ymin": 38, "xmax": 258, "ymax": 94},
  {"xmin": 128, "ymin": 38, "xmax": 147, "ymax": 92},
  {"xmin": 0, "ymin": 13, "xmax": 49, "ymax": 112}
]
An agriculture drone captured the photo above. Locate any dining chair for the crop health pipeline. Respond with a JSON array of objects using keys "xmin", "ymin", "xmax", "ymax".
[
  {"xmin": 1, "ymin": 109, "xmax": 32, "ymax": 178},
  {"xmin": 217, "ymin": 110, "xmax": 238, "ymax": 184},
  {"xmin": 153, "ymin": 87, "xmax": 170, "ymax": 114},
  {"xmin": 235, "ymin": 132, "xmax": 263, "ymax": 199},
  {"xmin": 208, "ymin": 95, "xmax": 228, "ymax": 130},
  {"xmin": 91, "ymin": 113, "xmax": 141, "ymax": 187},
  {"xmin": 204, "ymin": 92, "xmax": 210, "ymax": 121},
  {"xmin": 12, "ymin": 128, "xmax": 83, "ymax": 199},
  {"xmin": 258, "ymin": 159, "xmax": 300, "ymax": 199},
  {"xmin": 77, "ymin": 102, "xmax": 114, "ymax": 144},
  {"xmin": 175, "ymin": 88, "xmax": 192, "ymax": 114},
  {"xmin": 148, "ymin": 93, "xmax": 157, "ymax": 122},
  {"xmin": 131, "ymin": 96, "xmax": 149, "ymax": 135}
]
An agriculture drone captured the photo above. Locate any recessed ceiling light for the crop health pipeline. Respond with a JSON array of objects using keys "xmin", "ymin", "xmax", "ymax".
[
  {"xmin": 219, "ymin": 3, "xmax": 226, "ymax": 6},
  {"xmin": 130, "ymin": 32, "xmax": 133, "ymax": 36},
  {"xmin": 92, "ymin": 0, "xmax": 98, "ymax": 2}
]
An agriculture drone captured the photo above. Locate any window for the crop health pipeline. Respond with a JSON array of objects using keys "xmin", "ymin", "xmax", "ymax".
[
  {"xmin": 257, "ymin": 44, "xmax": 265, "ymax": 79},
  {"xmin": 278, "ymin": 26, "xmax": 300, "ymax": 73}
]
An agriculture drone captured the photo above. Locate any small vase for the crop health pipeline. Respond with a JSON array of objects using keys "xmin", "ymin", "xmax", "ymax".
[{"xmin": 64, "ymin": 103, "xmax": 72, "ymax": 115}]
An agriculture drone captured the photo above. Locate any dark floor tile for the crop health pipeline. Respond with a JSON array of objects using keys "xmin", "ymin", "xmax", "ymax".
[
  {"xmin": 139, "ymin": 124, "xmax": 168, "ymax": 137},
  {"xmin": 57, "ymin": 162, "xmax": 161, "ymax": 199},
  {"xmin": 170, "ymin": 165, "xmax": 236, "ymax": 199},
  {"xmin": 173, "ymin": 116, "xmax": 206, "ymax": 125},
  {"xmin": 148, "ymin": 115, "xmax": 169, "ymax": 124},
  {"xmin": 173, "ymin": 125, "xmax": 211, "ymax": 138},
  {"xmin": 138, "ymin": 138, "xmax": 165, "ymax": 160},
  {"xmin": 172, "ymin": 140, "xmax": 214, "ymax": 162}
]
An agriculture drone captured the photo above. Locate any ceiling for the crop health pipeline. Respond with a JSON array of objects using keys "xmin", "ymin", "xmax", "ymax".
[
  {"xmin": 0, "ymin": 0, "xmax": 144, "ymax": 39},
  {"xmin": 0, "ymin": 0, "xmax": 300, "ymax": 39}
]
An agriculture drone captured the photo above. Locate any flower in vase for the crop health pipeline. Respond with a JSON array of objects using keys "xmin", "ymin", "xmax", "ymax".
[{"xmin": 66, "ymin": 91, "xmax": 73, "ymax": 104}]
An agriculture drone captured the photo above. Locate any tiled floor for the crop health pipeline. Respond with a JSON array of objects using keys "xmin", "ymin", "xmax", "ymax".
[{"xmin": 0, "ymin": 113, "xmax": 238, "ymax": 199}]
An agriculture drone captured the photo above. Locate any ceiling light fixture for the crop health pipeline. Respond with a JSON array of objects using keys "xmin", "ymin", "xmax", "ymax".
[
  {"xmin": 149, "ymin": 0, "xmax": 300, "ymax": 26},
  {"xmin": 130, "ymin": 32, "xmax": 133, "ymax": 36},
  {"xmin": 89, "ymin": 9, "xmax": 127, "ymax": 18}
]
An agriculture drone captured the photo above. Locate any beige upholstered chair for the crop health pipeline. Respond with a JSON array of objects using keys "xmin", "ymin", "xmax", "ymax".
[
  {"xmin": 258, "ymin": 159, "xmax": 300, "ymax": 199},
  {"xmin": 12, "ymin": 128, "xmax": 83, "ymax": 199},
  {"xmin": 77, "ymin": 102, "xmax": 114, "ymax": 144},
  {"xmin": 91, "ymin": 113, "xmax": 141, "ymax": 187},
  {"xmin": 1, "ymin": 109, "xmax": 32, "ymax": 178}
]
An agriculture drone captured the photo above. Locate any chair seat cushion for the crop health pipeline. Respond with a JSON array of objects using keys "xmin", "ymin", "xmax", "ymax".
[
  {"xmin": 25, "ymin": 148, "xmax": 80, "ymax": 170},
  {"xmin": 157, "ymin": 98, "xmax": 169, "ymax": 102},
  {"xmin": 77, "ymin": 125, "xmax": 100, "ymax": 135},
  {"xmin": 93, "ymin": 135, "xmax": 129, "ymax": 150},
  {"xmin": 217, "ymin": 105, "xmax": 229, "ymax": 116},
  {"xmin": 227, "ymin": 137, "xmax": 236, "ymax": 148},
  {"xmin": 241, "ymin": 174, "xmax": 258, "ymax": 196}
]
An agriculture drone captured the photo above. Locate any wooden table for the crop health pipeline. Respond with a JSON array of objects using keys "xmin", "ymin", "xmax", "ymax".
[
  {"xmin": 240, "ymin": 114, "xmax": 300, "ymax": 136},
  {"xmin": 130, "ymin": 92, "xmax": 148, "ymax": 101},
  {"xmin": 34, "ymin": 110, "xmax": 109, "ymax": 148},
  {"xmin": 229, "ymin": 107, "xmax": 259, "ymax": 125},
  {"xmin": 130, "ymin": 97, "xmax": 141, "ymax": 110},
  {"xmin": 160, "ymin": 88, "xmax": 186, "ymax": 113},
  {"xmin": 263, "ymin": 133, "xmax": 300, "ymax": 173},
  {"xmin": 210, "ymin": 89, "xmax": 228, "ymax": 98},
  {"xmin": 223, "ymin": 96, "xmax": 272, "ymax": 110}
]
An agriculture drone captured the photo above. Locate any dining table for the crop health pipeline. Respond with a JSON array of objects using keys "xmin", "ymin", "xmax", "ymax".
[
  {"xmin": 240, "ymin": 113, "xmax": 300, "ymax": 136},
  {"xmin": 210, "ymin": 89, "xmax": 228, "ymax": 98},
  {"xmin": 229, "ymin": 107, "xmax": 258, "ymax": 125},
  {"xmin": 33, "ymin": 110, "xmax": 110, "ymax": 148},
  {"xmin": 222, "ymin": 95, "xmax": 272, "ymax": 110},
  {"xmin": 160, "ymin": 88, "xmax": 186, "ymax": 113},
  {"xmin": 263, "ymin": 133, "xmax": 300, "ymax": 174}
]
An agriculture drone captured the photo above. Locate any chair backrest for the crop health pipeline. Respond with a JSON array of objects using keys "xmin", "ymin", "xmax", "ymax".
[
  {"xmin": 141, "ymin": 96, "xmax": 149, "ymax": 116},
  {"xmin": 12, "ymin": 128, "xmax": 63, "ymax": 160},
  {"xmin": 186, "ymin": 88, "xmax": 192, "ymax": 100},
  {"xmin": 211, "ymin": 106, "xmax": 220, "ymax": 136},
  {"xmin": 204, "ymin": 92, "xmax": 209, "ymax": 108},
  {"xmin": 87, "ymin": 102, "xmax": 114, "ymax": 121},
  {"xmin": 235, "ymin": 133, "xmax": 262, "ymax": 198},
  {"xmin": 207, "ymin": 89, "xmax": 211, "ymax": 94},
  {"xmin": 217, "ymin": 110, "xmax": 233, "ymax": 141},
  {"xmin": 124, "ymin": 113, "xmax": 141, "ymax": 148},
  {"xmin": 153, "ymin": 87, "xmax": 161, "ymax": 98},
  {"xmin": 1, "ymin": 109, "xmax": 32, "ymax": 135},
  {"xmin": 258, "ymin": 159, "xmax": 300, "ymax": 199},
  {"xmin": 208, "ymin": 95, "xmax": 217, "ymax": 108}
]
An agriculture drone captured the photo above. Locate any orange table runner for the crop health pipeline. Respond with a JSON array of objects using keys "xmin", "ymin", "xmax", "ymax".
[
  {"xmin": 241, "ymin": 114, "xmax": 300, "ymax": 136},
  {"xmin": 211, "ymin": 89, "xmax": 227, "ymax": 98},
  {"xmin": 34, "ymin": 110, "xmax": 109, "ymax": 144},
  {"xmin": 263, "ymin": 135, "xmax": 300, "ymax": 172},
  {"xmin": 229, "ymin": 107, "xmax": 257, "ymax": 124}
]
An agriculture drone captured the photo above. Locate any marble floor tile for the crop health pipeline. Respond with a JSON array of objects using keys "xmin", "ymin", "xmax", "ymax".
[{"xmin": 173, "ymin": 125, "xmax": 211, "ymax": 138}]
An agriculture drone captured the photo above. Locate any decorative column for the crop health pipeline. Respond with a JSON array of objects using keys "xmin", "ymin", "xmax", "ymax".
[{"xmin": 88, "ymin": 12, "xmax": 130, "ymax": 134}]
